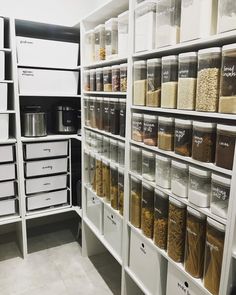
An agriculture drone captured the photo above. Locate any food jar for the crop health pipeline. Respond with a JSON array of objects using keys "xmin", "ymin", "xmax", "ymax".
[
  {"xmin": 130, "ymin": 176, "xmax": 142, "ymax": 228},
  {"xmin": 89, "ymin": 69, "xmax": 96, "ymax": 91},
  {"xmin": 120, "ymin": 63, "xmax": 127, "ymax": 92},
  {"xmin": 158, "ymin": 117, "xmax": 175, "ymax": 151},
  {"xmin": 133, "ymin": 60, "xmax": 147, "ymax": 106},
  {"xmin": 171, "ymin": 160, "xmax": 189, "ymax": 198},
  {"xmin": 103, "ymin": 66, "xmax": 112, "ymax": 92},
  {"xmin": 215, "ymin": 124, "xmax": 236, "ymax": 170},
  {"xmin": 89, "ymin": 154, "xmax": 96, "ymax": 191},
  {"xmin": 90, "ymin": 132, "xmax": 96, "ymax": 151},
  {"xmin": 174, "ymin": 119, "xmax": 192, "ymax": 156},
  {"xmin": 156, "ymin": 0, "xmax": 181, "ymax": 48},
  {"xmin": 132, "ymin": 113, "xmax": 143, "ymax": 142},
  {"xmin": 143, "ymin": 114, "xmax": 158, "ymax": 146},
  {"xmin": 96, "ymin": 68, "xmax": 103, "ymax": 91},
  {"xmin": 141, "ymin": 182, "xmax": 154, "ymax": 238},
  {"xmin": 167, "ymin": 197, "xmax": 186, "ymax": 262},
  {"xmin": 103, "ymin": 98, "xmax": 110, "ymax": 132},
  {"xmin": 109, "ymin": 98, "xmax": 120, "ymax": 135},
  {"xmin": 85, "ymin": 130, "xmax": 92, "ymax": 148},
  {"xmin": 192, "ymin": 121, "xmax": 216, "ymax": 163},
  {"xmin": 110, "ymin": 139, "xmax": 118, "ymax": 163},
  {"xmin": 184, "ymin": 207, "xmax": 206, "ymax": 278},
  {"xmin": 112, "ymin": 65, "xmax": 120, "ymax": 92},
  {"xmin": 153, "ymin": 189, "xmax": 169, "ymax": 249},
  {"xmin": 118, "ymin": 169, "xmax": 124, "ymax": 215},
  {"xmin": 110, "ymin": 163, "xmax": 118, "ymax": 209},
  {"xmin": 105, "ymin": 18, "xmax": 118, "ymax": 59},
  {"xmin": 147, "ymin": 58, "xmax": 161, "ymax": 107},
  {"xmin": 84, "ymin": 70, "xmax": 90, "ymax": 91},
  {"xmin": 155, "ymin": 154, "xmax": 171, "ymax": 189},
  {"xmin": 102, "ymin": 159, "xmax": 110, "ymax": 202},
  {"xmin": 130, "ymin": 145, "xmax": 142, "ymax": 174},
  {"xmin": 188, "ymin": 166, "xmax": 211, "ymax": 208},
  {"xmin": 95, "ymin": 155, "xmax": 103, "ymax": 197},
  {"xmin": 219, "ymin": 44, "xmax": 236, "ymax": 114},
  {"xmin": 118, "ymin": 11, "xmax": 129, "ymax": 57},
  {"xmin": 95, "ymin": 134, "xmax": 103, "ymax": 154},
  {"xmin": 88, "ymin": 97, "xmax": 96, "ymax": 128},
  {"xmin": 196, "ymin": 48, "xmax": 221, "ymax": 112},
  {"xmin": 211, "ymin": 174, "xmax": 231, "ymax": 219},
  {"xmin": 218, "ymin": 0, "xmax": 236, "ymax": 33},
  {"xmin": 142, "ymin": 150, "xmax": 155, "ymax": 182},
  {"xmin": 102, "ymin": 136, "xmax": 110, "ymax": 159},
  {"xmin": 84, "ymin": 97, "xmax": 89, "ymax": 126},
  {"xmin": 203, "ymin": 218, "xmax": 225, "ymax": 295},
  {"xmin": 161, "ymin": 55, "xmax": 178, "ymax": 109},
  {"xmin": 119, "ymin": 98, "xmax": 126, "ymax": 137},
  {"xmin": 95, "ymin": 97, "xmax": 103, "ymax": 130},
  {"xmin": 94, "ymin": 24, "xmax": 105, "ymax": 61},
  {"xmin": 177, "ymin": 52, "xmax": 198, "ymax": 110},
  {"xmin": 85, "ymin": 30, "xmax": 95, "ymax": 64},
  {"xmin": 118, "ymin": 141, "xmax": 125, "ymax": 166}
]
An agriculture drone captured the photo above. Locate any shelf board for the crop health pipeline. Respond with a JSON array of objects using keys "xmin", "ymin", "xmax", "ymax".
[
  {"xmin": 25, "ymin": 205, "xmax": 73, "ymax": 220},
  {"xmin": 85, "ymin": 126, "xmax": 125, "ymax": 141},
  {"xmin": 84, "ymin": 57, "xmax": 128, "ymax": 69},
  {"xmin": 83, "ymin": 91, "xmax": 126, "ymax": 96},
  {"xmin": 17, "ymin": 64, "xmax": 80, "ymax": 71},
  {"xmin": 129, "ymin": 170, "xmax": 227, "ymax": 225},
  {"xmin": 0, "ymin": 48, "xmax": 11, "ymax": 53},
  {"xmin": 0, "ymin": 215, "xmax": 21, "ymax": 226},
  {"xmin": 0, "ymin": 110, "xmax": 16, "ymax": 114},
  {"xmin": 19, "ymin": 93, "xmax": 81, "ymax": 97},
  {"xmin": 21, "ymin": 134, "xmax": 81, "ymax": 142},
  {"xmin": 130, "ymin": 140, "xmax": 232, "ymax": 177},
  {"xmin": 125, "ymin": 267, "xmax": 153, "ymax": 295},
  {"xmin": 0, "ymin": 80, "xmax": 13, "ymax": 83},
  {"xmin": 0, "ymin": 137, "xmax": 16, "ymax": 144}
]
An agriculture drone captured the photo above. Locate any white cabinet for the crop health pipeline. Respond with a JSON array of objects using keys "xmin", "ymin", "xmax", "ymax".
[
  {"xmin": 86, "ymin": 188, "xmax": 103, "ymax": 234},
  {"xmin": 0, "ymin": 199, "xmax": 17, "ymax": 216},
  {"xmin": 0, "ymin": 163, "xmax": 15, "ymax": 181},
  {"xmin": 0, "ymin": 181, "xmax": 15, "ymax": 199},
  {"xmin": 0, "ymin": 145, "xmax": 14, "ymax": 163}
]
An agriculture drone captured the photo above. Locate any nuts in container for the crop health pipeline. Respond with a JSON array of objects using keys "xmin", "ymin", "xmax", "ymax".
[
  {"xmin": 143, "ymin": 114, "xmax": 158, "ymax": 146},
  {"xmin": 158, "ymin": 117, "xmax": 175, "ymax": 151},
  {"xmin": 120, "ymin": 63, "xmax": 127, "ymax": 92},
  {"xmin": 132, "ymin": 113, "xmax": 144, "ymax": 142},
  {"xmin": 112, "ymin": 65, "xmax": 120, "ymax": 92},
  {"xmin": 174, "ymin": 119, "xmax": 192, "ymax": 157}
]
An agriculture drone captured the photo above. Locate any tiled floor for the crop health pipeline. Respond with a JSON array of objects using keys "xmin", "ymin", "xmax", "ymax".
[{"xmin": 0, "ymin": 222, "xmax": 121, "ymax": 295}]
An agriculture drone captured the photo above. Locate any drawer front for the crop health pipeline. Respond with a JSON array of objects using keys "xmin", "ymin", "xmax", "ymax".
[
  {"xmin": 25, "ymin": 158, "xmax": 68, "ymax": 177},
  {"xmin": 25, "ymin": 174, "xmax": 67, "ymax": 194},
  {"xmin": 86, "ymin": 188, "xmax": 103, "ymax": 234},
  {"xmin": 27, "ymin": 189, "xmax": 68, "ymax": 211},
  {"xmin": 0, "ymin": 145, "xmax": 14, "ymax": 163},
  {"xmin": 0, "ymin": 164, "xmax": 15, "ymax": 181},
  {"xmin": 0, "ymin": 199, "xmax": 16, "ymax": 216},
  {"xmin": 25, "ymin": 141, "xmax": 68, "ymax": 160},
  {"xmin": 0, "ymin": 181, "xmax": 15, "ymax": 199}
]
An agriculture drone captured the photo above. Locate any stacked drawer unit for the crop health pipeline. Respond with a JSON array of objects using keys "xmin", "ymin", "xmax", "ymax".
[
  {"xmin": 0, "ymin": 144, "xmax": 18, "ymax": 217},
  {"xmin": 24, "ymin": 140, "xmax": 70, "ymax": 212}
]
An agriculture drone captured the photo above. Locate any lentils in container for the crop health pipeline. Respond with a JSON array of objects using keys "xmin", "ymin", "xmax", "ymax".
[
  {"xmin": 141, "ymin": 182, "xmax": 154, "ymax": 239},
  {"xmin": 143, "ymin": 114, "xmax": 158, "ymax": 146},
  {"xmin": 110, "ymin": 163, "xmax": 118, "ymax": 209},
  {"xmin": 155, "ymin": 154, "xmax": 171, "ymax": 189},
  {"xmin": 120, "ymin": 63, "xmax": 127, "ymax": 92},
  {"xmin": 94, "ymin": 24, "xmax": 106, "ymax": 61},
  {"xmin": 118, "ymin": 169, "xmax": 124, "ymax": 215},
  {"xmin": 119, "ymin": 98, "xmax": 126, "ymax": 137},
  {"xmin": 103, "ymin": 66, "xmax": 112, "ymax": 92},
  {"xmin": 142, "ymin": 150, "xmax": 155, "ymax": 182},
  {"xmin": 112, "ymin": 65, "xmax": 120, "ymax": 92},
  {"xmin": 132, "ymin": 113, "xmax": 143, "ymax": 142},
  {"xmin": 146, "ymin": 58, "xmax": 161, "ymax": 107},
  {"xmin": 133, "ymin": 60, "xmax": 147, "ymax": 106},
  {"xmin": 105, "ymin": 18, "xmax": 118, "ymax": 59},
  {"xmin": 96, "ymin": 68, "xmax": 103, "ymax": 91},
  {"xmin": 130, "ymin": 145, "xmax": 142, "ymax": 174},
  {"xmin": 158, "ymin": 117, "xmax": 175, "ymax": 151},
  {"xmin": 130, "ymin": 176, "xmax": 142, "ymax": 228},
  {"xmin": 171, "ymin": 160, "xmax": 189, "ymax": 198},
  {"xmin": 174, "ymin": 119, "xmax": 192, "ymax": 157},
  {"xmin": 109, "ymin": 98, "xmax": 119, "ymax": 135}
]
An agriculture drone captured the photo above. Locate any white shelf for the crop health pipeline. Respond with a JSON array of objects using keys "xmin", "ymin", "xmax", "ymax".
[
  {"xmin": 21, "ymin": 134, "xmax": 81, "ymax": 142},
  {"xmin": 19, "ymin": 93, "xmax": 81, "ymax": 97},
  {"xmin": 25, "ymin": 205, "xmax": 73, "ymax": 220},
  {"xmin": 83, "ymin": 91, "xmax": 126, "ymax": 96},
  {"xmin": 0, "ymin": 215, "xmax": 21, "ymax": 226},
  {"xmin": 0, "ymin": 110, "xmax": 16, "ymax": 114},
  {"xmin": 130, "ymin": 140, "xmax": 232, "ymax": 177},
  {"xmin": 0, "ymin": 137, "xmax": 16, "ymax": 144},
  {"xmin": 125, "ymin": 267, "xmax": 153, "ymax": 295},
  {"xmin": 73, "ymin": 206, "xmax": 82, "ymax": 218},
  {"xmin": 0, "ymin": 80, "xmax": 13, "ymax": 83},
  {"xmin": 84, "ymin": 57, "xmax": 128, "ymax": 69},
  {"xmin": 0, "ymin": 48, "xmax": 11, "ymax": 53},
  {"xmin": 17, "ymin": 64, "xmax": 80, "ymax": 71},
  {"xmin": 85, "ymin": 126, "xmax": 125, "ymax": 141}
]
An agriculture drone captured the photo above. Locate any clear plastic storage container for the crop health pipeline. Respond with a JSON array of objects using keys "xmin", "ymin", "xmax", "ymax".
[
  {"xmin": 110, "ymin": 163, "xmax": 118, "ymax": 209},
  {"xmin": 120, "ymin": 63, "xmax": 127, "ymax": 92},
  {"xmin": 118, "ymin": 169, "xmax": 124, "ymax": 215},
  {"xmin": 215, "ymin": 124, "xmax": 236, "ymax": 170},
  {"xmin": 85, "ymin": 30, "xmax": 95, "ymax": 64},
  {"xmin": 119, "ymin": 98, "xmax": 126, "ymax": 137},
  {"xmin": 161, "ymin": 56, "xmax": 178, "ymax": 108},
  {"xmin": 142, "ymin": 150, "xmax": 155, "ymax": 182},
  {"xmin": 102, "ymin": 159, "xmax": 110, "ymax": 201},
  {"xmin": 103, "ymin": 98, "xmax": 110, "ymax": 132},
  {"xmin": 203, "ymin": 218, "xmax": 225, "ymax": 295},
  {"xmin": 147, "ymin": 58, "xmax": 162, "ymax": 107},
  {"xmin": 89, "ymin": 69, "xmax": 96, "ymax": 91},
  {"xmin": 89, "ymin": 154, "xmax": 96, "ymax": 191},
  {"xmin": 156, "ymin": 0, "xmax": 181, "ymax": 48},
  {"xmin": 192, "ymin": 121, "xmax": 216, "ymax": 163},
  {"xmin": 105, "ymin": 18, "xmax": 118, "ymax": 59},
  {"xmin": 174, "ymin": 119, "xmax": 192, "ymax": 157},
  {"xmin": 196, "ymin": 48, "xmax": 221, "ymax": 112},
  {"xmin": 177, "ymin": 52, "xmax": 198, "ymax": 110},
  {"xmin": 155, "ymin": 154, "xmax": 171, "ymax": 189},
  {"xmin": 184, "ymin": 207, "xmax": 206, "ymax": 278},
  {"xmin": 118, "ymin": 141, "xmax": 125, "ymax": 166},
  {"xmin": 96, "ymin": 68, "xmax": 103, "ymax": 92},
  {"xmin": 130, "ymin": 176, "xmax": 142, "ymax": 228},
  {"xmin": 211, "ymin": 174, "xmax": 231, "ymax": 219},
  {"xmin": 143, "ymin": 114, "xmax": 158, "ymax": 146},
  {"xmin": 102, "ymin": 136, "xmax": 110, "ymax": 159},
  {"xmin": 88, "ymin": 97, "xmax": 96, "ymax": 128},
  {"xmin": 130, "ymin": 145, "xmax": 142, "ymax": 174},
  {"xmin": 95, "ymin": 155, "xmax": 103, "ymax": 197},
  {"xmin": 84, "ymin": 151, "xmax": 90, "ymax": 184},
  {"xmin": 118, "ymin": 11, "xmax": 129, "ymax": 57},
  {"xmin": 95, "ymin": 97, "xmax": 103, "ymax": 130},
  {"xmin": 167, "ymin": 197, "xmax": 186, "ymax": 262},
  {"xmin": 95, "ymin": 134, "xmax": 103, "ymax": 154},
  {"xmin": 219, "ymin": 44, "xmax": 236, "ymax": 114},
  {"xmin": 112, "ymin": 65, "xmax": 120, "ymax": 92},
  {"xmin": 188, "ymin": 166, "xmax": 211, "ymax": 208},
  {"xmin": 171, "ymin": 160, "xmax": 189, "ymax": 198},
  {"xmin": 110, "ymin": 139, "xmax": 118, "ymax": 163},
  {"xmin": 218, "ymin": 0, "xmax": 236, "ymax": 33},
  {"xmin": 133, "ymin": 60, "xmax": 147, "ymax": 106},
  {"xmin": 84, "ymin": 70, "xmax": 90, "ymax": 91},
  {"xmin": 158, "ymin": 117, "xmax": 175, "ymax": 151},
  {"xmin": 132, "ymin": 113, "xmax": 143, "ymax": 142},
  {"xmin": 109, "ymin": 98, "xmax": 120, "ymax": 135},
  {"xmin": 154, "ymin": 189, "xmax": 169, "ymax": 249},
  {"xmin": 84, "ymin": 97, "xmax": 89, "ymax": 126},
  {"xmin": 141, "ymin": 182, "xmax": 154, "ymax": 238},
  {"xmin": 103, "ymin": 66, "xmax": 112, "ymax": 92},
  {"xmin": 94, "ymin": 24, "xmax": 105, "ymax": 61}
]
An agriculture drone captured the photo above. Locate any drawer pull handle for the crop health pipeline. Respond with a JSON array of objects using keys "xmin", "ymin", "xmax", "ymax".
[
  {"xmin": 43, "ymin": 149, "xmax": 51, "ymax": 153},
  {"xmin": 43, "ymin": 183, "xmax": 51, "ymax": 186},
  {"xmin": 184, "ymin": 282, "xmax": 189, "ymax": 288},
  {"xmin": 42, "ymin": 166, "xmax": 53, "ymax": 170},
  {"xmin": 45, "ymin": 198, "xmax": 51, "ymax": 201}
]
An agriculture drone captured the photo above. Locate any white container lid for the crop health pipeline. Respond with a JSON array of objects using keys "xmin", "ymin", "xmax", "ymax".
[
  {"xmin": 131, "ymin": 145, "xmax": 142, "ymax": 152},
  {"xmin": 179, "ymin": 52, "xmax": 198, "ymax": 59},
  {"xmin": 169, "ymin": 196, "xmax": 186, "ymax": 208},
  {"xmin": 96, "ymin": 68, "xmax": 103, "ymax": 72},
  {"xmin": 120, "ymin": 63, "xmax": 128, "ymax": 68},
  {"xmin": 103, "ymin": 97, "xmax": 110, "ymax": 102},
  {"xmin": 131, "ymin": 175, "xmax": 141, "ymax": 183},
  {"xmin": 162, "ymin": 55, "xmax": 178, "ymax": 62},
  {"xmin": 198, "ymin": 47, "xmax": 221, "ymax": 55},
  {"xmin": 142, "ymin": 150, "xmax": 155, "ymax": 158},
  {"xmin": 144, "ymin": 114, "xmax": 158, "ymax": 120},
  {"xmin": 207, "ymin": 217, "xmax": 226, "ymax": 232},
  {"xmin": 96, "ymin": 97, "xmax": 103, "ymax": 101},
  {"xmin": 159, "ymin": 116, "xmax": 174, "ymax": 123},
  {"xmin": 175, "ymin": 119, "xmax": 192, "ymax": 126},
  {"xmin": 189, "ymin": 166, "xmax": 211, "ymax": 177},
  {"xmin": 193, "ymin": 121, "xmax": 216, "ymax": 129},
  {"xmin": 142, "ymin": 181, "xmax": 154, "ymax": 190},
  {"xmin": 217, "ymin": 124, "xmax": 236, "ymax": 133},
  {"xmin": 110, "ymin": 138, "xmax": 118, "ymax": 145},
  {"xmin": 95, "ymin": 24, "xmax": 105, "ymax": 30},
  {"xmin": 109, "ymin": 98, "xmax": 118, "ymax": 102},
  {"xmin": 222, "ymin": 43, "xmax": 236, "ymax": 52},
  {"xmin": 134, "ymin": 60, "xmax": 146, "ymax": 66},
  {"xmin": 172, "ymin": 160, "xmax": 188, "ymax": 170},
  {"xmin": 156, "ymin": 153, "xmax": 171, "ymax": 162},
  {"xmin": 155, "ymin": 189, "xmax": 168, "ymax": 199},
  {"xmin": 90, "ymin": 69, "xmax": 96, "ymax": 73},
  {"xmin": 147, "ymin": 58, "xmax": 161, "ymax": 65},
  {"xmin": 133, "ymin": 113, "xmax": 143, "ymax": 118},
  {"xmin": 119, "ymin": 98, "xmax": 126, "ymax": 103},
  {"xmin": 212, "ymin": 173, "xmax": 231, "ymax": 186},
  {"xmin": 110, "ymin": 162, "xmax": 118, "ymax": 170},
  {"xmin": 187, "ymin": 207, "xmax": 206, "ymax": 219}
]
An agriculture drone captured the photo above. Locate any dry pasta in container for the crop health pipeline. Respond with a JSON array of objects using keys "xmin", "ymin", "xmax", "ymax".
[
  {"xmin": 105, "ymin": 18, "xmax": 118, "ymax": 59},
  {"xmin": 141, "ymin": 182, "xmax": 154, "ymax": 239},
  {"xmin": 130, "ymin": 145, "xmax": 142, "ymax": 174},
  {"xmin": 130, "ymin": 176, "xmax": 142, "ymax": 228},
  {"xmin": 171, "ymin": 160, "xmax": 189, "ymax": 198},
  {"xmin": 142, "ymin": 150, "xmax": 155, "ymax": 182},
  {"xmin": 132, "ymin": 113, "xmax": 143, "ymax": 142},
  {"xmin": 158, "ymin": 117, "xmax": 175, "ymax": 151},
  {"xmin": 118, "ymin": 169, "xmax": 124, "ymax": 216},
  {"xmin": 133, "ymin": 60, "xmax": 147, "ymax": 106},
  {"xmin": 143, "ymin": 114, "xmax": 158, "ymax": 146},
  {"xmin": 120, "ymin": 63, "xmax": 127, "ymax": 92},
  {"xmin": 147, "ymin": 58, "xmax": 161, "ymax": 107},
  {"xmin": 112, "ymin": 65, "xmax": 120, "ymax": 92},
  {"xmin": 110, "ymin": 163, "xmax": 118, "ymax": 209},
  {"xmin": 155, "ymin": 154, "xmax": 171, "ymax": 189},
  {"xmin": 85, "ymin": 30, "xmax": 95, "ymax": 64},
  {"xmin": 218, "ymin": 0, "xmax": 236, "ymax": 33},
  {"xmin": 174, "ymin": 119, "xmax": 192, "ymax": 157},
  {"xmin": 103, "ymin": 66, "xmax": 112, "ymax": 92}
]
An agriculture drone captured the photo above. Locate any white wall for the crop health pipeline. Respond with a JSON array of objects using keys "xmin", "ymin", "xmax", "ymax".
[{"xmin": 0, "ymin": 0, "xmax": 107, "ymax": 26}]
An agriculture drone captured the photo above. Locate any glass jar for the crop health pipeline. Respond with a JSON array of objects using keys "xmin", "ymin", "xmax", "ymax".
[
  {"xmin": 102, "ymin": 159, "xmax": 110, "ymax": 202},
  {"xmin": 110, "ymin": 163, "xmax": 118, "ymax": 209},
  {"xmin": 203, "ymin": 218, "xmax": 225, "ymax": 295},
  {"xmin": 147, "ymin": 58, "xmax": 162, "ymax": 107},
  {"xmin": 112, "ymin": 65, "xmax": 120, "ymax": 92},
  {"xmin": 84, "ymin": 97, "xmax": 89, "ymax": 126},
  {"xmin": 174, "ymin": 119, "xmax": 192, "ymax": 157},
  {"xmin": 133, "ymin": 60, "xmax": 147, "ymax": 106},
  {"xmin": 118, "ymin": 11, "xmax": 129, "ymax": 57},
  {"xmin": 89, "ymin": 69, "xmax": 96, "ymax": 91},
  {"xmin": 110, "ymin": 139, "xmax": 118, "ymax": 163},
  {"xmin": 88, "ymin": 97, "xmax": 96, "ymax": 128},
  {"xmin": 130, "ymin": 145, "xmax": 142, "ymax": 174},
  {"xmin": 188, "ymin": 166, "xmax": 211, "ymax": 208},
  {"xmin": 177, "ymin": 52, "xmax": 198, "ymax": 110},
  {"xmin": 196, "ymin": 48, "xmax": 221, "ymax": 112},
  {"xmin": 118, "ymin": 141, "xmax": 125, "ymax": 166},
  {"xmin": 154, "ymin": 189, "xmax": 169, "ymax": 249},
  {"xmin": 161, "ymin": 55, "xmax": 178, "ymax": 109},
  {"xmin": 94, "ymin": 24, "xmax": 105, "ymax": 61},
  {"xmin": 119, "ymin": 98, "xmax": 126, "ymax": 137},
  {"xmin": 141, "ymin": 182, "xmax": 154, "ymax": 238},
  {"xmin": 167, "ymin": 197, "xmax": 186, "ymax": 262},
  {"xmin": 184, "ymin": 207, "xmax": 206, "ymax": 278},
  {"xmin": 84, "ymin": 70, "xmax": 90, "ymax": 91},
  {"xmin": 109, "ymin": 98, "xmax": 119, "ymax": 135},
  {"xmin": 102, "ymin": 136, "xmax": 110, "ymax": 159},
  {"xmin": 158, "ymin": 117, "xmax": 175, "ymax": 151},
  {"xmin": 219, "ymin": 44, "xmax": 236, "ymax": 114},
  {"xmin": 105, "ymin": 18, "xmax": 118, "ymax": 59},
  {"xmin": 218, "ymin": 0, "xmax": 236, "ymax": 33},
  {"xmin": 171, "ymin": 160, "xmax": 189, "ymax": 198},
  {"xmin": 103, "ymin": 66, "xmax": 112, "ymax": 92},
  {"xmin": 130, "ymin": 176, "xmax": 142, "ymax": 228},
  {"xmin": 118, "ymin": 169, "xmax": 124, "ymax": 216},
  {"xmin": 142, "ymin": 150, "xmax": 155, "ymax": 182},
  {"xmin": 143, "ymin": 114, "xmax": 158, "ymax": 146},
  {"xmin": 156, "ymin": 0, "xmax": 181, "ymax": 48},
  {"xmin": 103, "ymin": 98, "xmax": 110, "ymax": 132},
  {"xmin": 132, "ymin": 113, "xmax": 143, "ymax": 142},
  {"xmin": 96, "ymin": 68, "xmax": 103, "ymax": 92},
  {"xmin": 155, "ymin": 154, "xmax": 171, "ymax": 189},
  {"xmin": 85, "ymin": 30, "xmax": 95, "ymax": 64},
  {"xmin": 95, "ymin": 97, "xmax": 103, "ymax": 130},
  {"xmin": 215, "ymin": 124, "xmax": 236, "ymax": 170},
  {"xmin": 120, "ymin": 63, "xmax": 127, "ymax": 92},
  {"xmin": 95, "ymin": 155, "xmax": 103, "ymax": 197},
  {"xmin": 211, "ymin": 174, "xmax": 231, "ymax": 219},
  {"xmin": 192, "ymin": 121, "xmax": 216, "ymax": 163},
  {"xmin": 89, "ymin": 154, "xmax": 96, "ymax": 191}
]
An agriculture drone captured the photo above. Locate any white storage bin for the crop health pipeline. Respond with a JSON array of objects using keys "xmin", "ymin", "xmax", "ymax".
[
  {"xmin": 218, "ymin": 0, "xmax": 236, "ymax": 33},
  {"xmin": 25, "ymin": 141, "xmax": 68, "ymax": 160},
  {"xmin": 103, "ymin": 205, "xmax": 123, "ymax": 259},
  {"xmin": 0, "ymin": 163, "xmax": 15, "ymax": 181},
  {"xmin": 0, "ymin": 114, "xmax": 9, "ymax": 141},
  {"xmin": 0, "ymin": 51, "xmax": 5, "ymax": 80},
  {"xmin": 18, "ymin": 68, "xmax": 79, "ymax": 95},
  {"xmin": 86, "ymin": 188, "xmax": 103, "ymax": 234},
  {"xmin": 0, "ymin": 198, "xmax": 17, "ymax": 217},
  {"xmin": 25, "ymin": 157, "xmax": 68, "ymax": 177},
  {"xmin": 0, "ymin": 181, "xmax": 15, "ymax": 199},
  {"xmin": 0, "ymin": 145, "xmax": 13, "ymax": 163},
  {"xmin": 25, "ymin": 174, "xmax": 67, "ymax": 195},
  {"xmin": 0, "ymin": 83, "xmax": 8, "ymax": 110},
  {"xmin": 27, "ymin": 189, "xmax": 68, "ymax": 211},
  {"xmin": 118, "ymin": 11, "xmax": 129, "ymax": 57},
  {"xmin": 16, "ymin": 37, "xmax": 79, "ymax": 68},
  {"xmin": 129, "ymin": 228, "xmax": 167, "ymax": 295},
  {"xmin": 0, "ymin": 17, "xmax": 4, "ymax": 49}
]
